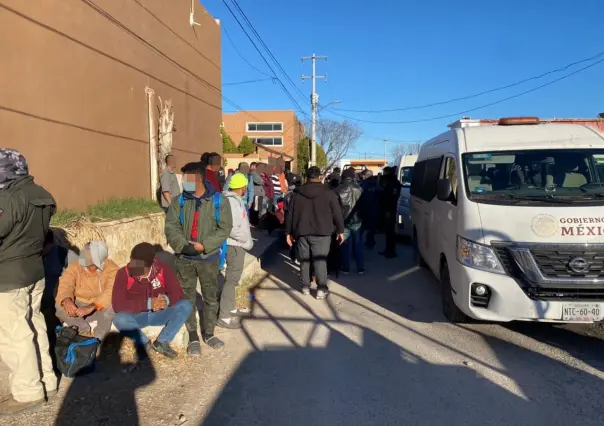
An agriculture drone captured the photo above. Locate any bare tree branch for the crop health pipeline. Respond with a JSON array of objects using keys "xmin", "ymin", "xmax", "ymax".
[
  {"xmin": 390, "ymin": 143, "xmax": 421, "ymax": 159},
  {"xmin": 308, "ymin": 119, "xmax": 363, "ymax": 171}
]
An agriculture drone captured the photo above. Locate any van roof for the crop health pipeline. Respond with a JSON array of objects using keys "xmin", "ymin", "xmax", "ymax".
[{"xmin": 460, "ymin": 123, "xmax": 604, "ymax": 152}]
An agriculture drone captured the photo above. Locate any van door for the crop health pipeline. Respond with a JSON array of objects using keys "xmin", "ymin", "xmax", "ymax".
[{"xmin": 434, "ymin": 155, "xmax": 458, "ymax": 267}]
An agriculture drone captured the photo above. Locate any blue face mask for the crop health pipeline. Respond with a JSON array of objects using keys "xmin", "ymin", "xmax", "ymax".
[{"xmin": 182, "ymin": 181, "xmax": 195, "ymax": 192}]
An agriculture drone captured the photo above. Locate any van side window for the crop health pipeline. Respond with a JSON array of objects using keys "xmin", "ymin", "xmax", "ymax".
[
  {"xmin": 444, "ymin": 157, "xmax": 458, "ymax": 199},
  {"xmin": 410, "ymin": 157, "xmax": 443, "ymax": 201}
]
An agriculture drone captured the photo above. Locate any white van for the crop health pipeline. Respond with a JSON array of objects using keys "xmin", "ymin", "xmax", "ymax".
[
  {"xmin": 393, "ymin": 154, "xmax": 418, "ymax": 238},
  {"xmin": 411, "ymin": 117, "xmax": 604, "ymax": 323}
]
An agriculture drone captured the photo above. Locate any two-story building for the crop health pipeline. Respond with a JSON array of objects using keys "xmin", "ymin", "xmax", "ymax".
[{"xmin": 222, "ymin": 110, "xmax": 305, "ymax": 171}]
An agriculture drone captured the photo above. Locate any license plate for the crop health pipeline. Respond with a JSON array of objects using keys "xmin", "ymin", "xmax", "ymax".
[{"xmin": 562, "ymin": 303, "xmax": 603, "ymax": 322}]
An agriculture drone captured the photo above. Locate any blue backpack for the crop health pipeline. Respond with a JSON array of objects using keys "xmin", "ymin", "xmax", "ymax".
[{"xmin": 178, "ymin": 192, "xmax": 227, "ymax": 269}]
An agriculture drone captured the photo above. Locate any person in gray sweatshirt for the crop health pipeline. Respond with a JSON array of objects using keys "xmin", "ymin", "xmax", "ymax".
[{"xmin": 218, "ymin": 172, "xmax": 254, "ymax": 329}]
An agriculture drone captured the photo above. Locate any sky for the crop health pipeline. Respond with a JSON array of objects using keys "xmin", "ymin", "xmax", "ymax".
[{"xmin": 203, "ymin": 0, "xmax": 604, "ymax": 160}]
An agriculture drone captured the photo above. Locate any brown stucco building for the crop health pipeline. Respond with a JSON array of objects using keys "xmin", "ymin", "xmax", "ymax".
[
  {"xmin": 222, "ymin": 111, "xmax": 304, "ymax": 171},
  {"xmin": 0, "ymin": 0, "xmax": 222, "ymax": 210}
]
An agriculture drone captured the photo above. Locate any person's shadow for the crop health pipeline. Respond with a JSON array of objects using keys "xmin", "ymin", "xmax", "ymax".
[{"xmin": 54, "ymin": 332, "xmax": 156, "ymax": 426}]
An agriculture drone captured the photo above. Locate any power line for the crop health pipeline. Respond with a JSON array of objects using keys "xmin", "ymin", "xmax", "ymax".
[
  {"xmin": 221, "ymin": 0, "xmax": 308, "ymax": 118},
  {"xmin": 331, "ymin": 49, "xmax": 604, "ymax": 114},
  {"xmin": 324, "ymin": 57, "xmax": 604, "ymax": 125},
  {"xmin": 229, "ymin": 0, "xmax": 308, "ymax": 103},
  {"xmin": 223, "ymin": 78, "xmax": 275, "ymax": 86},
  {"xmin": 222, "ymin": 26, "xmax": 273, "ymax": 78}
]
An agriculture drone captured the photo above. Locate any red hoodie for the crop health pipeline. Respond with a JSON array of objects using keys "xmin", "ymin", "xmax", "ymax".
[
  {"xmin": 112, "ymin": 260, "xmax": 184, "ymax": 314},
  {"xmin": 205, "ymin": 168, "xmax": 222, "ymax": 193},
  {"xmin": 261, "ymin": 173, "xmax": 275, "ymax": 199}
]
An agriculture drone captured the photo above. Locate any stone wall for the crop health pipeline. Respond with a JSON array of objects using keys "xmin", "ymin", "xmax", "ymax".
[{"xmin": 56, "ymin": 213, "xmax": 167, "ymax": 266}]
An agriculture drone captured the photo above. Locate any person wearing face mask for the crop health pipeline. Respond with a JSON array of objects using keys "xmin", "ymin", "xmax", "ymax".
[
  {"xmin": 55, "ymin": 241, "xmax": 119, "ymax": 341},
  {"xmin": 165, "ymin": 162, "xmax": 233, "ymax": 355},
  {"xmin": 112, "ymin": 242, "xmax": 192, "ymax": 359}
]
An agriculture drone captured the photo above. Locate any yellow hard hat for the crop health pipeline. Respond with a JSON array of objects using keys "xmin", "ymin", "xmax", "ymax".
[{"xmin": 229, "ymin": 172, "xmax": 249, "ymax": 190}]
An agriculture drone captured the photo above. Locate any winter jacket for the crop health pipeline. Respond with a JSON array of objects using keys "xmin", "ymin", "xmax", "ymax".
[
  {"xmin": 0, "ymin": 176, "xmax": 56, "ymax": 290},
  {"xmin": 55, "ymin": 259, "xmax": 120, "ymax": 310},
  {"xmin": 224, "ymin": 191, "xmax": 254, "ymax": 250},
  {"xmin": 261, "ymin": 173, "xmax": 275, "ymax": 199},
  {"xmin": 223, "ymin": 173, "xmax": 255, "ymax": 206},
  {"xmin": 250, "ymin": 172, "xmax": 265, "ymax": 197},
  {"xmin": 335, "ymin": 178, "xmax": 363, "ymax": 231},
  {"xmin": 359, "ymin": 178, "xmax": 380, "ymax": 226},
  {"xmin": 381, "ymin": 175, "xmax": 402, "ymax": 221},
  {"xmin": 205, "ymin": 169, "xmax": 222, "ymax": 193},
  {"xmin": 285, "ymin": 182, "xmax": 345, "ymax": 238},
  {"xmin": 112, "ymin": 260, "xmax": 183, "ymax": 314},
  {"xmin": 164, "ymin": 186, "xmax": 233, "ymax": 259}
]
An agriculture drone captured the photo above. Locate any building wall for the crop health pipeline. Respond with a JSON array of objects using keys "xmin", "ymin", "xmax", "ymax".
[
  {"xmin": 222, "ymin": 110, "xmax": 303, "ymax": 171},
  {"xmin": 0, "ymin": 0, "xmax": 222, "ymax": 210}
]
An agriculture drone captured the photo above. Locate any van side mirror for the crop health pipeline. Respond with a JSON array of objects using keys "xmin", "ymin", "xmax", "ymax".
[{"xmin": 437, "ymin": 179, "xmax": 453, "ymax": 201}]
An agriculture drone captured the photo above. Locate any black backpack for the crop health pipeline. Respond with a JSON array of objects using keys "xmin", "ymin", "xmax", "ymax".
[{"xmin": 55, "ymin": 326, "xmax": 100, "ymax": 378}]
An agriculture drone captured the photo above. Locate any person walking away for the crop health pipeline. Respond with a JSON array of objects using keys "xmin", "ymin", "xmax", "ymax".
[
  {"xmin": 218, "ymin": 173, "xmax": 254, "ymax": 329},
  {"xmin": 160, "ymin": 154, "xmax": 181, "ymax": 213},
  {"xmin": 165, "ymin": 162, "xmax": 233, "ymax": 355},
  {"xmin": 0, "ymin": 149, "xmax": 58, "ymax": 415},
  {"xmin": 336, "ymin": 169, "xmax": 365, "ymax": 274},
  {"xmin": 283, "ymin": 173, "xmax": 301, "ymax": 262},
  {"xmin": 380, "ymin": 167, "xmax": 402, "ymax": 258},
  {"xmin": 285, "ymin": 166, "xmax": 344, "ymax": 300},
  {"xmin": 55, "ymin": 241, "xmax": 119, "ymax": 341},
  {"xmin": 112, "ymin": 243, "xmax": 193, "ymax": 359},
  {"xmin": 359, "ymin": 170, "xmax": 379, "ymax": 249},
  {"xmin": 200, "ymin": 152, "xmax": 222, "ymax": 193}
]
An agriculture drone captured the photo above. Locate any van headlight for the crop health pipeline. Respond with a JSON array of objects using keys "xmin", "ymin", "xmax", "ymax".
[{"xmin": 457, "ymin": 236, "xmax": 505, "ymax": 274}]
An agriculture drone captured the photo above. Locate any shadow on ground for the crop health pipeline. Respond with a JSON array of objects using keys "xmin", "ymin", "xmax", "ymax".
[{"xmin": 200, "ymin": 243, "xmax": 604, "ymax": 426}]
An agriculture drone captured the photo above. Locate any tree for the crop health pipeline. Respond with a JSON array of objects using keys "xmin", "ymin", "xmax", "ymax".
[
  {"xmin": 315, "ymin": 119, "xmax": 363, "ymax": 171},
  {"xmin": 221, "ymin": 128, "xmax": 237, "ymax": 153},
  {"xmin": 390, "ymin": 143, "xmax": 421, "ymax": 159},
  {"xmin": 238, "ymin": 136, "xmax": 255, "ymax": 155},
  {"xmin": 297, "ymin": 137, "xmax": 327, "ymax": 175}
]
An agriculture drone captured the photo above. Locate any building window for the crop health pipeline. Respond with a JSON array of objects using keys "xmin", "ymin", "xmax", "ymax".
[
  {"xmin": 252, "ymin": 137, "xmax": 283, "ymax": 146},
  {"xmin": 247, "ymin": 122, "xmax": 283, "ymax": 132}
]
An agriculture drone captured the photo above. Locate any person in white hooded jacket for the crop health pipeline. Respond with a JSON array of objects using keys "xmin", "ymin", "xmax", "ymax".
[{"xmin": 218, "ymin": 172, "xmax": 254, "ymax": 329}]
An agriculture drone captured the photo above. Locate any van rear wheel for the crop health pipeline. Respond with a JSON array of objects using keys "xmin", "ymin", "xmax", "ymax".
[{"xmin": 440, "ymin": 261, "xmax": 468, "ymax": 323}]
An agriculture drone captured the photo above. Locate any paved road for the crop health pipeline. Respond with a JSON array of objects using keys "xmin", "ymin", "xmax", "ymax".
[{"xmin": 203, "ymin": 241, "xmax": 604, "ymax": 426}]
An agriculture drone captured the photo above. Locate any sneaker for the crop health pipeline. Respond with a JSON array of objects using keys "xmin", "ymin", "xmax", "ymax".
[
  {"xmin": 316, "ymin": 289, "xmax": 328, "ymax": 300},
  {"xmin": 151, "ymin": 341, "xmax": 178, "ymax": 359},
  {"xmin": 204, "ymin": 335, "xmax": 225, "ymax": 350},
  {"xmin": 217, "ymin": 317, "xmax": 242, "ymax": 329},
  {"xmin": 0, "ymin": 397, "xmax": 45, "ymax": 416},
  {"xmin": 186, "ymin": 340, "xmax": 202, "ymax": 357},
  {"xmin": 301, "ymin": 285, "xmax": 311, "ymax": 296},
  {"xmin": 340, "ymin": 270, "xmax": 350, "ymax": 275},
  {"xmin": 358, "ymin": 270, "xmax": 365, "ymax": 275},
  {"xmin": 230, "ymin": 308, "xmax": 251, "ymax": 317}
]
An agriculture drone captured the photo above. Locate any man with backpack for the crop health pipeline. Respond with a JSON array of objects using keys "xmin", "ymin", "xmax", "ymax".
[
  {"xmin": 218, "ymin": 173, "xmax": 254, "ymax": 329},
  {"xmin": 165, "ymin": 162, "xmax": 233, "ymax": 355}
]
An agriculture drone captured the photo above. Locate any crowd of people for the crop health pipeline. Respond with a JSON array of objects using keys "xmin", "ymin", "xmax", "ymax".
[{"xmin": 0, "ymin": 147, "xmax": 403, "ymax": 416}]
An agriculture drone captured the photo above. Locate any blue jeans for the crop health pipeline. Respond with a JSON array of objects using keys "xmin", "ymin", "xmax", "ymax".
[
  {"xmin": 341, "ymin": 228, "xmax": 365, "ymax": 273},
  {"xmin": 112, "ymin": 299, "xmax": 192, "ymax": 346}
]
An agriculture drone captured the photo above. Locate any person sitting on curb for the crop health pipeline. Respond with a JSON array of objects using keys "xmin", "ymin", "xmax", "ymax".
[
  {"xmin": 218, "ymin": 173, "xmax": 254, "ymax": 329},
  {"xmin": 165, "ymin": 161, "xmax": 233, "ymax": 355},
  {"xmin": 112, "ymin": 242, "xmax": 192, "ymax": 360},
  {"xmin": 55, "ymin": 241, "xmax": 119, "ymax": 341}
]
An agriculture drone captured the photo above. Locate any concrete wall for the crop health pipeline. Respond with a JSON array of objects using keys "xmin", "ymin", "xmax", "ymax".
[
  {"xmin": 222, "ymin": 111, "xmax": 303, "ymax": 171},
  {"xmin": 0, "ymin": 0, "xmax": 222, "ymax": 210}
]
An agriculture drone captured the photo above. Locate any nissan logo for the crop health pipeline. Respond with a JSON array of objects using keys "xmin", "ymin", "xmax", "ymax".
[{"xmin": 568, "ymin": 257, "xmax": 591, "ymax": 274}]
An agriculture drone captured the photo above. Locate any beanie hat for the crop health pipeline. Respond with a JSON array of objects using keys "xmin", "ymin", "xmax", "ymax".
[{"xmin": 229, "ymin": 172, "xmax": 249, "ymax": 190}]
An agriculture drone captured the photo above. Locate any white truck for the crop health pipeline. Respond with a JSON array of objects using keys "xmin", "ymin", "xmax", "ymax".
[{"xmin": 393, "ymin": 154, "xmax": 418, "ymax": 238}]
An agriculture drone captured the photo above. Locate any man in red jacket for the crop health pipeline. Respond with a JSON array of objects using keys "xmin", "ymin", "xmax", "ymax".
[{"xmin": 112, "ymin": 243, "xmax": 192, "ymax": 359}]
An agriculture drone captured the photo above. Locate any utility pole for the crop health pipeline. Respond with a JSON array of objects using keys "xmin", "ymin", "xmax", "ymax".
[
  {"xmin": 383, "ymin": 138, "xmax": 388, "ymax": 167},
  {"xmin": 302, "ymin": 54, "xmax": 327, "ymax": 168}
]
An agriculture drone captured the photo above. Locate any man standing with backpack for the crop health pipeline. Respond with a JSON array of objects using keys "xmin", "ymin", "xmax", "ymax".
[{"xmin": 165, "ymin": 162, "xmax": 233, "ymax": 355}]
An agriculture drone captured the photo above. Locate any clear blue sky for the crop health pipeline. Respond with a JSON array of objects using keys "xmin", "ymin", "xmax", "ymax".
[{"xmin": 204, "ymin": 0, "xmax": 604, "ymax": 159}]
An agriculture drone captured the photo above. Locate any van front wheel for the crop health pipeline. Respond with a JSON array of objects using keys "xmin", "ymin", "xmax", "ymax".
[{"xmin": 440, "ymin": 261, "xmax": 468, "ymax": 323}]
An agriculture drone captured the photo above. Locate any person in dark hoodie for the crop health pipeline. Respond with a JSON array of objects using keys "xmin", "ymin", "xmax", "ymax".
[
  {"xmin": 335, "ymin": 168, "xmax": 364, "ymax": 274},
  {"xmin": 112, "ymin": 243, "xmax": 192, "ymax": 359},
  {"xmin": 285, "ymin": 166, "xmax": 345, "ymax": 300},
  {"xmin": 165, "ymin": 162, "xmax": 233, "ymax": 355}
]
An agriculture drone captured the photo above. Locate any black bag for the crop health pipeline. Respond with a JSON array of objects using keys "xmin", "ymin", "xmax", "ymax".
[{"xmin": 55, "ymin": 326, "xmax": 100, "ymax": 378}]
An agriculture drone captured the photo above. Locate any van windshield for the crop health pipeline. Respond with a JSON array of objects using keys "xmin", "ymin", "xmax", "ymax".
[
  {"xmin": 462, "ymin": 149, "xmax": 604, "ymax": 205},
  {"xmin": 400, "ymin": 166, "xmax": 413, "ymax": 186}
]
